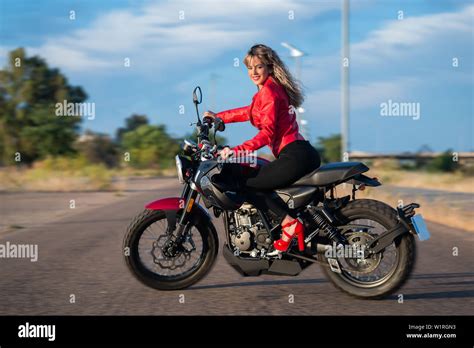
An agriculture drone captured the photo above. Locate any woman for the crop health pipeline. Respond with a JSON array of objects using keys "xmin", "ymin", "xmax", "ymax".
[{"xmin": 204, "ymin": 44, "xmax": 321, "ymax": 252}]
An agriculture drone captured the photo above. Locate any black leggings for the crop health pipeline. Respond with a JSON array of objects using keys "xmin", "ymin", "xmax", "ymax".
[{"xmin": 242, "ymin": 140, "xmax": 321, "ymax": 219}]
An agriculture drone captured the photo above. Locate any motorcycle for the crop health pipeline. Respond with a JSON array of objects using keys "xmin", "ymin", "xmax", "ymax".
[{"xmin": 123, "ymin": 86, "xmax": 431, "ymax": 299}]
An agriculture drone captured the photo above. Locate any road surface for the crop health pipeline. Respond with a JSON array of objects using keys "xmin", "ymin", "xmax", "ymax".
[{"xmin": 0, "ymin": 178, "xmax": 473, "ymax": 315}]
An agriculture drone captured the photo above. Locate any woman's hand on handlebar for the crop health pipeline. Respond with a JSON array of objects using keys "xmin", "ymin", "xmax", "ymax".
[
  {"xmin": 203, "ymin": 111, "xmax": 216, "ymax": 123},
  {"xmin": 219, "ymin": 146, "xmax": 233, "ymax": 160}
]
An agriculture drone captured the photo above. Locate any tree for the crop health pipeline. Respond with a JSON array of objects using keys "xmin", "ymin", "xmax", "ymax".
[
  {"xmin": 426, "ymin": 149, "xmax": 460, "ymax": 172},
  {"xmin": 314, "ymin": 134, "xmax": 341, "ymax": 163},
  {"xmin": 183, "ymin": 128, "xmax": 227, "ymax": 147},
  {"xmin": 75, "ymin": 130, "xmax": 119, "ymax": 168},
  {"xmin": 116, "ymin": 114, "xmax": 149, "ymax": 143},
  {"xmin": 415, "ymin": 144, "xmax": 433, "ymax": 169},
  {"xmin": 121, "ymin": 124, "xmax": 180, "ymax": 168},
  {"xmin": 0, "ymin": 47, "xmax": 86, "ymax": 165}
]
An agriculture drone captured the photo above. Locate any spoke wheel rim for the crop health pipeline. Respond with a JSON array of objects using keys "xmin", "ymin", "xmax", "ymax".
[
  {"xmin": 137, "ymin": 218, "xmax": 205, "ymax": 278},
  {"xmin": 337, "ymin": 218, "xmax": 399, "ymax": 288}
]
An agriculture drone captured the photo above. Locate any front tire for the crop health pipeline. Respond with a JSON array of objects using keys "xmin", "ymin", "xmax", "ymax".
[
  {"xmin": 321, "ymin": 199, "xmax": 416, "ymax": 299},
  {"xmin": 123, "ymin": 209, "xmax": 218, "ymax": 290}
]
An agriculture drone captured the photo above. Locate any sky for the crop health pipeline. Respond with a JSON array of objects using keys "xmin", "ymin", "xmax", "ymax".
[{"xmin": 1, "ymin": 0, "xmax": 473, "ymax": 154}]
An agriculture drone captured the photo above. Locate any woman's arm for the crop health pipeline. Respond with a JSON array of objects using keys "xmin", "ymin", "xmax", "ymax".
[
  {"xmin": 231, "ymin": 98, "xmax": 278, "ymax": 154},
  {"xmin": 216, "ymin": 106, "xmax": 250, "ymax": 124}
]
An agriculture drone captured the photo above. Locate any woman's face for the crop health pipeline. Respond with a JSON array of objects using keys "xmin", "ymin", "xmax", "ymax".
[{"xmin": 247, "ymin": 56, "xmax": 270, "ymax": 89}]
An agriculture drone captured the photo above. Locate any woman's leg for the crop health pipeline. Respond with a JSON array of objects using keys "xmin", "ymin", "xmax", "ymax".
[
  {"xmin": 242, "ymin": 141, "xmax": 321, "ymax": 250},
  {"xmin": 242, "ymin": 189, "xmax": 293, "ymax": 218},
  {"xmin": 242, "ymin": 189, "xmax": 298, "ymax": 247},
  {"xmin": 245, "ymin": 141, "xmax": 320, "ymax": 189},
  {"xmin": 243, "ymin": 153, "xmax": 299, "ymax": 226},
  {"xmin": 245, "ymin": 155, "xmax": 309, "ymax": 190},
  {"xmin": 244, "ymin": 141, "xmax": 320, "ymax": 216}
]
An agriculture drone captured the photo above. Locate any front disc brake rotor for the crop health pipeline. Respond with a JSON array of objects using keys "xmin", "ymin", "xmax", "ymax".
[{"xmin": 151, "ymin": 231, "xmax": 195, "ymax": 270}]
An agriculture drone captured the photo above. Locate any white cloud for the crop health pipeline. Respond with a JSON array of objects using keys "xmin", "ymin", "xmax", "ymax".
[
  {"xmin": 29, "ymin": 45, "xmax": 110, "ymax": 70},
  {"xmin": 2, "ymin": 0, "xmax": 340, "ymax": 74},
  {"xmin": 303, "ymin": 4, "xmax": 473, "ymax": 82},
  {"xmin": 351, "ymin": 4, "xmax": 474, "ymax": 66},
  {"xmin": 305, "ymin": 77, "xmax": 419, "ymax": 119},
  {"xmin": 302, "ymin": 4, "xmax": 473, "ymax": 120}
]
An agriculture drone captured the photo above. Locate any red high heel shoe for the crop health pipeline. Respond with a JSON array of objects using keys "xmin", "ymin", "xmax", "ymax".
[{"xmin": 273, "ymin": 218, "xmax": 305, "ymax": 252}]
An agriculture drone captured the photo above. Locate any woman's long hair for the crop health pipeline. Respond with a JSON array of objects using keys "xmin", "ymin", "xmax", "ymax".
[{"xmin": 244, "ymin": 44, "xmax": 304, "ymax": 108}]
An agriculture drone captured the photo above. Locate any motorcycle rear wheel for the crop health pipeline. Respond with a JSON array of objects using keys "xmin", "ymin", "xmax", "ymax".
[{"xmin": 321, "ymin": 199, "xmax": 416, "ymax": 299}]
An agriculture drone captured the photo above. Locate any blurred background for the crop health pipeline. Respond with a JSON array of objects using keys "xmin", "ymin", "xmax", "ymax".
[
  {"xmin": 0, "ymin": 0, "xmax": 473, "ymax": 229},
  {"xmin": 0, "ymin": 0, "xmax": 473, "ymax": 317}
]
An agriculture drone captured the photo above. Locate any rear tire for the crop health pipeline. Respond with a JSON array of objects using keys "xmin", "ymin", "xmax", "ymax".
[
  {"xmin": 321, "ymin": 199, "xmax": 416, "ymax": 299},
  {"xmin": 123, "ymin": 209, "xmax": 218, "ymax": 290}
]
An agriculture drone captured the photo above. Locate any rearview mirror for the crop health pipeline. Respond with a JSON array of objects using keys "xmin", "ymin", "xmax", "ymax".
[{"xmin": 192, "ymin": 86, "xmax": 202, "ymax": 105}]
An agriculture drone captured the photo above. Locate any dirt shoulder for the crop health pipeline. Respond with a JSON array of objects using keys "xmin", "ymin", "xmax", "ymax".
[
  {"xmin": 359, "ymin": 186, "xmax": 473, "ymax": 232},
  {"xmin": 369, "ymin": 168, "xmax": 474, "ymax": 193}
]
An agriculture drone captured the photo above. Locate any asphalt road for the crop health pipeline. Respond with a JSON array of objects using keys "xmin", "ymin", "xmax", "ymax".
[{"xmin": 0, "ymin": 179, "xmax": 473, "ymax": 315}]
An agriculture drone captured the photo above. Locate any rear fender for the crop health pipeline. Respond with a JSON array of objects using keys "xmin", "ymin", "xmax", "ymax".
[
  {"xmin": 349, "ymin": 173, "xmax": 381, "ymax": 187},
  {"xmin": 366, "ymin": 203, "xmax": 421, "ymax": 253}
]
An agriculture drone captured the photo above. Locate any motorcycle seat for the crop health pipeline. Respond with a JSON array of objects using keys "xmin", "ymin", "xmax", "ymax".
[{"xmin": 291, "ymin": 161, "xmax": 369, "ymax": 187}]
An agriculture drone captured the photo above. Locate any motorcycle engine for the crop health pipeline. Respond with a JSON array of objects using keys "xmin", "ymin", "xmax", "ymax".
[{"xmin": 229, "ymin": 203, "xmax": 272, "ymax": 256}]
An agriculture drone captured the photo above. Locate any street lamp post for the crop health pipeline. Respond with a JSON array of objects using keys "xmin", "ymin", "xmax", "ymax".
[{"xmin": 341, "ymin": 0, "xmax": 350, "ymax": 161}]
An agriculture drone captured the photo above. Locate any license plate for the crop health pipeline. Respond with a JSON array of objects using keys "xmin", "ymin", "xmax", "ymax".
[{"xmin": 411, "ymin": 214, "xmax": 431, "ymax": 241}]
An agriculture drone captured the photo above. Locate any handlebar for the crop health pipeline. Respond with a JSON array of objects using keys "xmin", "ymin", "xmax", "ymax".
[
  {"xmin": 202, "ymin": 116, "xmax": 225, "ymax": 132},
  {"xmin": 196, "ymin": 140, "xmax": 233, "ymax": 162},
  {"xmin": 202, "ymin": 116, "xmax": 214, "ymax": 124}
]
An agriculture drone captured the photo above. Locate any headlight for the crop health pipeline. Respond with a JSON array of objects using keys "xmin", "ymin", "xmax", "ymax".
[
  {"xmin": 175, "ymin": 155, "xmax": 184, "ymax": 183},
  {"xmin": 200, "ymin": 175, "xmax": 211, "ymax": 189}
]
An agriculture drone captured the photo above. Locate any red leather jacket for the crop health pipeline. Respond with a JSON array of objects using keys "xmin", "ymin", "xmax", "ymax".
[{"xmin": 216, "ymin": 76, "xmax": 305, "ymax": 158}]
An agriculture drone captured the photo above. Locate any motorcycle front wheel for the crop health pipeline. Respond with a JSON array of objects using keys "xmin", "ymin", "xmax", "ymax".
[{"xmin": 123, "ymin": 209, "xmax": 218, "ymax": 290}]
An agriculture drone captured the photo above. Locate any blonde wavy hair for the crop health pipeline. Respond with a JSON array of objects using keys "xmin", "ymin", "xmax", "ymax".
[{"xmin": 244, "ymin": 44, "xmax": 304, "ymax": 108}]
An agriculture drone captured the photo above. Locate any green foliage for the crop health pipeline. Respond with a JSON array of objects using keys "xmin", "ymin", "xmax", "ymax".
[
  {"xmin": 414, "ymin": 144, "xmax": 433, "ymax": 169},
  {"xmin": 0, "ymin": 47, "xmax": 85, "ymax": 165},
  {"xmin": 75, "ymin": 130, "xmax": 119, "ymax": 168},
  {"xmin": 26, "ymin": 155, "xmax": 113, "ymax": 190},
  {"xmin": 314, "ymin": 134, "xmax": 341, "ymax": 163},
  {"xmin": 121, "ymin": 124, "xmax": 180, "ymax": 168},
  {"xmin": 184, "ymin": 128, "xmax": 227, "ymax": 147},
  {"xmin": 37, "ymin": 155, "xmax": 89, "ymax": 171},
  {"xmin": 426, "ymin": 150, "xmax": 460, "ymax": 173},
  {"xmin": 116, "ymin": 114, "xmax": 149, "ymax": 142}
]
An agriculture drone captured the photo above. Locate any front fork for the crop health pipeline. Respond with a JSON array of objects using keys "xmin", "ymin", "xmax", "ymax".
[{"xmin": 169, "ymin": 183, "xmax": 199, "ymax": 241}]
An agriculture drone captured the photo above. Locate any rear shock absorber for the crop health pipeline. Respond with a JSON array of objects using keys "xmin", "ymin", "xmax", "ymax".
[{"xmin": 307, "ymin": 208, "xmax": 347, "ymax": 246}]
